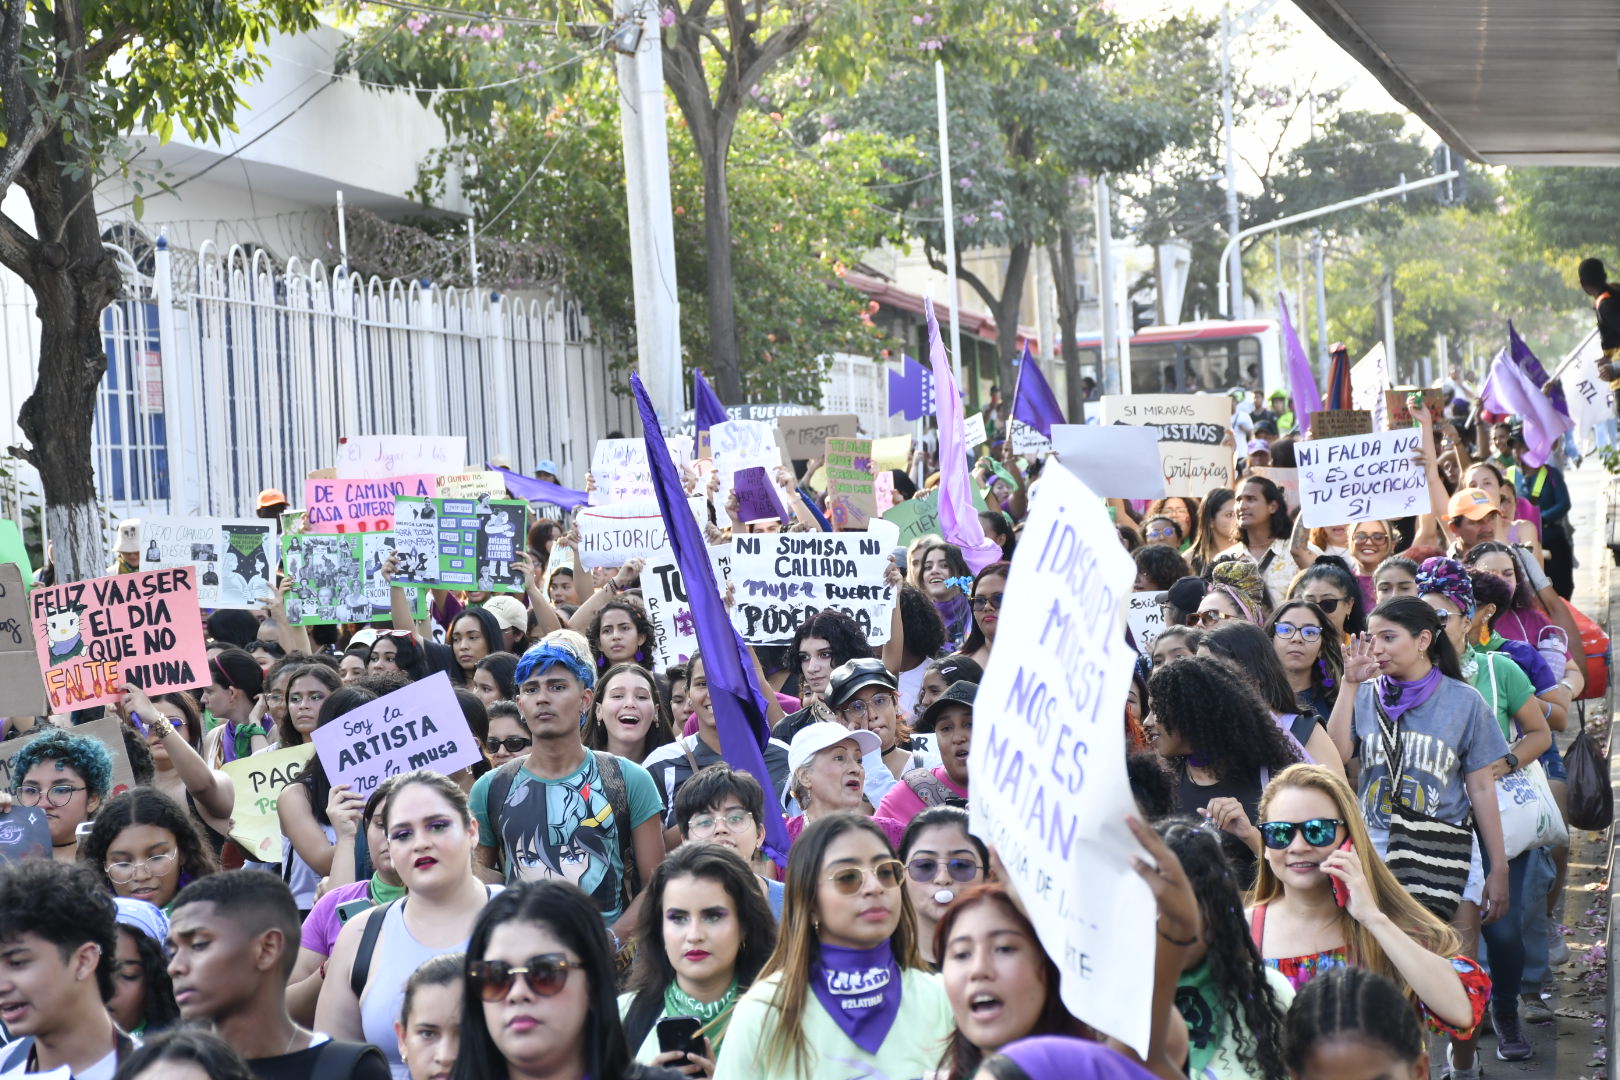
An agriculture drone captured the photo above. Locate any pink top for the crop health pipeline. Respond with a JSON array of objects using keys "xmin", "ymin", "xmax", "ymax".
[
  {"xmin": 873, "ymin": 767, "xmax": 967, "ymax": 828},
  {"xmin": 787, "ymin": 813, "xmax": 907, "ymax": 850}
]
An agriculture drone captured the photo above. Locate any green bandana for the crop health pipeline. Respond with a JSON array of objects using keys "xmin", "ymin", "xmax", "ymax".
[
  {"xmin": 664, "ymin": 977, "xmax": 739, "ymax": 1041},
  {"xmin": 369, "ymin": 875, "xmax": 407, "ymax": 907}
]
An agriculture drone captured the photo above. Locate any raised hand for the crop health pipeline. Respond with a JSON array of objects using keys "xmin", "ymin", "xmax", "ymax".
[{"xmin": 1341, "ymin": 632, "xmax": 1379, "ymax": 685}]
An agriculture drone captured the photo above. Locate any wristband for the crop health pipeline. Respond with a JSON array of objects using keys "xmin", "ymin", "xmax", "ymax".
[{"xmin": 1156, "ymin": 920, "xmax": 1198, "ymax": 947}]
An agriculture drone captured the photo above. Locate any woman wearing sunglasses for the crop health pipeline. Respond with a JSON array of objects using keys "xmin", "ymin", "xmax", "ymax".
[
  {"xmin": 1198, "ymin": 621, "xmax": 1345, "ymax": 781},
  {"xmin": 454, "ymin": 880, "xmax": 685, "ymax": 1080},
  {"xmin": 1193, "ymin": 559, "xmax": 1270, "ymax": 628},
  {"xmin": 955, "ymin": 562, "xmax": 1008, "ymax": 671},
  {"xmin": 482, "ymin": 701, "xmax": 534, "ymax": 770},
  {"xmin": 318, "ymin": 770, "xmax": 500, "ymax": 1078},
  {"xmin": 714, "ymin": 813, "xmax": 951, "ymax": 1080},
  {"xmin": 1289, "ymin": 560, "xmax": 1368, "ymax": 641},
  {"xmin": 1264, "ymin": 600, "xmax": 1343, "ymax": 723},
  {"xmin": 897, "ymin": 806, "xmax": 988, "ymax": 969},
  {"xmin": 1244, "ymin": 765, "xmax": 1488, "ymax": 1043}
]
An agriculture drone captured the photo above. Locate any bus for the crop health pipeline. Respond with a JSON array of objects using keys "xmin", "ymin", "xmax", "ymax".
[{"xmin": 1071, "ymin": 319, "xmax": 1282, "ymax": 397}]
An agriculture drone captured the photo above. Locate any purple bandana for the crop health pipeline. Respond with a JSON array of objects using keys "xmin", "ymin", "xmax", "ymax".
[
  {"xmin": 1376, "ymin": 665, "xmax": 1443, "ymax": 724},
  {"xmin": 809, "ymin": 941, "xmax": 902, "ymax": 1054}
]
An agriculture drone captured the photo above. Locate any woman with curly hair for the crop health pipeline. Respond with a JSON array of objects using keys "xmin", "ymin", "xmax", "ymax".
[
  {"xmin": 586, "ymin": 598, "xmax": 656, "ymax": 676},
  {"xmin": 1157, "ymin": 819, "xmax": 1291, "ymax": 1080},
  {"xmin": 1194, "ymin": 559, "xmax": 1270, "ymax": 627},
  {"xmin": 1263, "ymin": 600, "xmax": 1342, "ymax": 721},
  {"xmin": 771, "ymin": 610, "xmax": 880, "ymax": 743},
  {"xmin": 584, "ymin": 662, "xmax": 677, "ymax": 764},
  {"xmin": 892, "ymin": 584, "xmax": 949, "ymax": 722},
  {"xmin": 1289, "ymin": 559, "xmax": 1368, "ymax": 640},
  {"xmin": 1189, "ymin": 488, "xmax": 1238, "ymax": 574},
  {"xmin": 955, "ymin": 561, "xmax": 1009, "ymax": 671},
  {"xmin": 1148, "ymin": 655, "xmax": 1302, "ymax": 884},
  {"xmin": 1, "ymin": 727, "xmax": 113, "ymax": 861},
  {"xmin": 1133, "ymin": 545, "xmax": 1190, "ymax": 593},
  {"xmin": 1198, "ymin": 621, "xmax": 1344, "ymax": 780},
  {"xmin": 80, "ymin": 787, "xmax": 219, "ymax": 912}
]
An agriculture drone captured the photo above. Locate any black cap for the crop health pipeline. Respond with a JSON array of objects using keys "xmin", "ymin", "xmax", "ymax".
[
  {"xmin": 917, "ymin": 680, "xmax": 977, "ymax": 733},
  {"xmin": 1158, "ymin": 576, "xmax": 1206, "ymax": 616},
  {"xmin": 931, "ymin": 655, "xmax": 983, "ymax": 685},
  {"xmin": 824, "ymin": 657, "xmax": 898, "ymax": 709}
]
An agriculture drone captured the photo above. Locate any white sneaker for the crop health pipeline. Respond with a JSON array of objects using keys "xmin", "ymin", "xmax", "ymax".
[{"xmin": 1445, "ymin": 1043, "xmax": 1483, "ymax": 1080}]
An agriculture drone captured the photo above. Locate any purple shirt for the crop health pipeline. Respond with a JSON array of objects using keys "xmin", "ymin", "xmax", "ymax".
[{"xmin": 300, "ymin": 879, "xmax": 371, "ymax": 958}]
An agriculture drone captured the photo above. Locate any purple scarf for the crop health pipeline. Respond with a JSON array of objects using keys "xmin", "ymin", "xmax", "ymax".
[
  {"xmin": 1375, "ymin": 665, "xmax": 1443, "ymax": 724},
  {"xmin": 934, "ymin": 595, "xmax": 972, "ymax": 650},
  {"xmin": 809, "ymin": 941, "xmax": 903, "ymax": 1054}
]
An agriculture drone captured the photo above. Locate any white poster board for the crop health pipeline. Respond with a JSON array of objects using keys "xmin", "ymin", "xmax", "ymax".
[
  {"xmin": 1125, "ymin": 592, "xmax": 1165, "ymax": 655},
  {"xmin": 1049, "ymin": 424, "xmax": 1166, "ymax": 499},
  {"xmin": 639, "ymin": 547, "xmax": 734, "ymax": 671},
  {"xmin": 1562, "ymin": 330, "xmax": 1612, "ymax": 450},
  {"xmin": 728, "ymin": 532, "xmax": 896, "ymax": 646},
  {"xmin": 1349, "ymin": 344, "xmax": 1389, "ymax": 431},
  {"xmin": 1295, "ymin": 428, "xmax": 1429, "ymax": 527},
  {"xmin": 336, "ymin": 435, "xmax": 467, "ymax": 479},
  {"xmin": 967, "ymin": 461, "xmax": 1154, "ymax": 1056},
  {"xmin": 1100, "ymin": 394, "xmax": 1233, "ymax": 497},
  {"xmin": 140, "ymin": 517, "xmax": 278, "ymax": 610},
  {"xmin": 575, "ymin": 496, "xmax": 707, "ymax": 569}
]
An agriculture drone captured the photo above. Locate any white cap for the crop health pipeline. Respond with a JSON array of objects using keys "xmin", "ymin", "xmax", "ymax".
[{"xmin": 787, "ymin": 721, "xmax": 881, "ymax": 779}]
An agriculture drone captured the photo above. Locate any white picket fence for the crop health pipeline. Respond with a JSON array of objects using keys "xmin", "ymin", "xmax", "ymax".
[{"xmin": 94, "ymin": 237, "xmax": 636, "ymax": 521}]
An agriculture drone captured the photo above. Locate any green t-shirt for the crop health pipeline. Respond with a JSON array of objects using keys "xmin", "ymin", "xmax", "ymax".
[
  {"xmin": 469, "ymin": 752, "xmax": 663, "ymax": 922},
  {"xmin": 1178, "ymin": 960, "xmax": 1295, "ymax": 1080},
  {"xmin": 1464, "ymin": 647, "xmax": 1535, "ymax": 741}
]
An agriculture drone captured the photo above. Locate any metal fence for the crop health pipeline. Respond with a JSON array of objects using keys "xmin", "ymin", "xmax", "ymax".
[{"xmin": 94, "ymin": 236, "xmax": 635, "ymax": 521}]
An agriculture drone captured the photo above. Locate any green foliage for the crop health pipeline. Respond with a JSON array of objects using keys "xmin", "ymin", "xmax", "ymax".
[
  {"xmin": 1505, "ymin": 167, "xmax": 1620, "ymax": 256},
  {"xmin": 1258, "ymin": 110, "xmax": 1435, "ymax": 233}
]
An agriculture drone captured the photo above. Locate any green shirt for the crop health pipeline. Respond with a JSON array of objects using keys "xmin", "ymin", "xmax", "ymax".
[{"xmin": 1463, "ymin": 647, "xmax": 1534, "ymax": 741}]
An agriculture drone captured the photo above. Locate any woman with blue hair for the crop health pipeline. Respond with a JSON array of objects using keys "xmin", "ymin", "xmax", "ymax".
[{"xmin": 0, "ymin": 726, "xmax": 115, "ymax": 861}]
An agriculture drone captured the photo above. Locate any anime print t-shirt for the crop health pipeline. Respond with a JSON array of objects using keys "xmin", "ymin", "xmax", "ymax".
[{"xmin": 469, "ymin": 753, "xmax": 663, "ymax": 922}]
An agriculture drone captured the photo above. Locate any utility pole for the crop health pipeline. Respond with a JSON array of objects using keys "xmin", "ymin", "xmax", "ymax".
[
  {"xmin": 1312, "ymin": 230, "xmax": 1329, "ymax": 365},
  {"xmin": 1094, "ymin": 176, "xmax": 1121, "ymax": 394},
  {"xmin": 935, "ymin": 60, "xmax": 964, "ymax": 389},
  {"xmin": 1220, "ymin": 4, "xmax": 1243, "ymax": 319},
  {"xmin": 612, "ymin": 0, "xmax": 682, "ymax": 429},
  {"xmin": 1380, "ymin": 271, "xmax": 1398, "ymax": 379}
]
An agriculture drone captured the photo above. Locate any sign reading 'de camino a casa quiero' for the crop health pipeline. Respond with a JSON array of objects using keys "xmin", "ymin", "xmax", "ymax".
[
  {"xmin": 312, "ymin": 671, "xmax": 482, "ymax": 794},
  {"xmin": 29, "ymin": 568, "xmax": 208, "ymax": 711},
  {"xmin": 728, "ymin": 532, "xmax": 895, "ymax": 646}
]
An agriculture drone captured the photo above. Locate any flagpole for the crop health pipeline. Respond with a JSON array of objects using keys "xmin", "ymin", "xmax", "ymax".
[{"xmin": 935, "ymin": 60, "xmax": 964, "ymax": 390}]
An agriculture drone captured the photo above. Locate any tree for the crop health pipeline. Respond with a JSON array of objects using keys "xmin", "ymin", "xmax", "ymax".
[
  {"xmin": 1506, "ymin": 167, "xmax": 1620, "ymax": 259},
  {"xmin": 0, "ymin": 0, "xmax": 321, "ymax": 581}
]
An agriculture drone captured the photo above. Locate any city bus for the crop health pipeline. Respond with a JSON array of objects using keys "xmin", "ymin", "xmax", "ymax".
[{"xmin": 1070, "ymin": 319, "xmax": 1283, "ymax": 397}]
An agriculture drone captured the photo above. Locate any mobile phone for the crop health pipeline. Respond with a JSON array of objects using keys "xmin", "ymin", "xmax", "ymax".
[
  {"xmin": 656, "ymin": 1016, "xmax": 705, "ymax": 1058},
  {"xmin": 1331, "ymin": 838, "xmax": 1353, "ymax": 907},
  {"xmin": 336, "ymin": 898, "xmax": 374, "ymax": 925},
  {"xmin": 890, "ymin": 546, "xmax": 909, "ymax": 568}
]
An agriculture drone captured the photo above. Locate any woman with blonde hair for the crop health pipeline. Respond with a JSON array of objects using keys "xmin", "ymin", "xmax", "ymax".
[{"xmin": 1240, "ymin": 765, "xmax": 1489, "ymax": 1040}]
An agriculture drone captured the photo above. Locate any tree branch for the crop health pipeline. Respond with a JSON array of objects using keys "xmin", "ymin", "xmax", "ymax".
[
  {"xmin": 0, "ymin": 210, "xmax": 39, "ymax": 286},
  {"xmin": 79, "ymin": 24, "xmax": 137, "ymax": 74}
]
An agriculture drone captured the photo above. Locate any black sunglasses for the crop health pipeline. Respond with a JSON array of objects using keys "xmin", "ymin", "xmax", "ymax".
[
  {"xmin": 1257, "ymin": 818, "xmax": 1345, "ymax": 850},
  {"xmin": 1310, "ymin": 596, "xmax": 1345, "ymax": 614},
  {"xmin": 969, "ymin": 593, "xmax": 1005, "ymax": 612},
  {"xmin": 905, "ymin": 857, "xmax": 982, "ymax": 883},
  {"xmin": 484, "ymin": 736, "xmax": 532, "ymax": 754},
  {"xmin": 466, "ymin": 954, "xmax": 579, "ymax": 1001}
]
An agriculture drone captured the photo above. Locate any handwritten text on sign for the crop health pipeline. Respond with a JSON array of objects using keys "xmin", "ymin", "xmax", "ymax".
[
  {"xmin": 221, "ymin": 744, "xmax": 313, "ymax": 861},
  {"xmin": 576, "ymin": 497, "xmax": 706, "ymax": 568},
  {"xmin": 29, "ymin": 569, "xmax": 208, "ymax": 711},
  {"xmin": 1125, "ymin": 592, "xmax": 1165, "ymax": 656},
  {"xmin": 967, "ymin": 461, "xmax": 1155, "ymax": 1057},
  {"xmin": 312, "ymin": 671, "xmax": 482, "ymax": 794},
  {"xmin": 1100, "ymin": 394, "xmax": 1233, "ymax": 497},
  {"xmin": 1295, "ymin": 429, "xmax": 1429, "ymax": 528},
  {"xmin": 728, "ymin": 533, "xmax": 895, "ymax": 646},
  {"xmin": 336, "ymin": 435, "xmax": 466, "ymax": 479},
  {"xmin": 640, "ymin": 548, "xmax": 733, "ymax": 671},
  {"xmin": 304, "ymin": 475, "xmax": 436, "ymax": 534}
]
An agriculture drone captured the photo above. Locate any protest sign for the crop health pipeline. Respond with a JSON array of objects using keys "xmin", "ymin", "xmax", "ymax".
[
  {"xmin": 1350, "ymin": 344, "xmax": 1389, "ymax": 429},
  {"xmin": 577, "ymin": 499, "xmax": 683, "ymax": 568},
  {"xmin": 871, "ymin": 434, "xmax": 912, "ymax": 472},
  {"xmin": 1565, "ymin": 330, "xmax": 1612, "ymax": 446},
  {"xmin": 962, "ymin": 411, "xmax": 987, "ymax": 449},
  {"xmin": 1382, "ymin": 386, "xmax": 1448, "ymax": 429},
  {"xmin": 775, "ymin": 414, "xmax": 857, "ymax": 459},
  {"xmin": 710, "ymin": 420, "xmax": 779, "ymax": 490},
  {"xmin": 882, "ymin": 492, "xmax": 942, "ymax": 546},
  {"xmin": 590, "ymin": 439, "xmax": 655, "ymax": 504},
  {"xmin": 1100, "ymin": 394, "xmax": 1233, "ymax": 497},
  {"xmin": 281, "ymin": 531, "xmax": 405, "ymax": 625},
  {"xmin": 0, "ymin": 716, "xmax": 136, "ymax": 797},
  {"xmin": 140, "ymin": 517, "xmax": 278, "ymax": 609},
  {"xmin": 1248, "ymin": 466, "xmax": 1300, "ymax": 514},
  {"xmin": 0, "ymin": 520, "xmax": 31, "ymax": 580},
  {"xmin": 1295, "ymin": 428, "xmax": 1429, "ymax": 528},
  {"xmin": 824, "ymin": 437, "xmax": 875, "ymax": 530},
  {"xmin": 1009, "ymin": 418, "xmax": 1053, "ymax": 456},
  {"xmin": 29, "ymin": 570, "xmax": 208, "ymax": 712},
  {"xmin": 303, "ymin": 474, "xmax": 436, "ymax": 534},
  {"xmin": 336, "ymin": 434, "xmax": 466, "ymax": 479},
  {"xmin": 873, "ymin": 469, "xmax": 900, "ymax": 513},
  {"xmin": 391, "ymin": 496, "xmax": 529, "ymax": 593},
  {"xmin": 0, "ymin": 806, "xmax": 49, "ymax": 863},
  {"xmin": 1126, "ymin": 592, "xmax": 1165, "ymax": 655},
  {"xmin": 0, "ymin": 564, "xmax": 47, "ymax": 714},
  {"xmin": 1048, "ymin": 424, "xmax": 1166, "ymax": 499},
  {"xmin": 733, "ymin": 467, "xmax": 787, "ymax": 524},
  {"xmin": 435, "ymin": 471, "xmax": 507, "ymax": 498},
  {"xmin": 967, "ymin": 460, "xmax": 1155, "ymax": 1057},
  {"xmin": 312, "ymin": 671, "xmax": 481, "ymax": 795},
  {"xmin": 729, "ymin": 533, "xmax": 896, "ymax": 646},
  {"xmin": 1308, "ymin": 409, "xmax": 1373, "ymax": 439},
  {"xmin": 639, "ymin": 547, "xmax": 734, "ymax": 670},
  {"xmin": 221, "ymin": 745, "xmax": 313, "ymax": 861}
]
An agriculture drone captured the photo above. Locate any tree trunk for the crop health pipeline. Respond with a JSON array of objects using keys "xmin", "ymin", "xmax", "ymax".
[
  {"xmin": 1051, "ymin": 228, "xmax": 1085, "ymax": 422},
  {"xmin": 699, "ymin": 144, "xmax": 743, "ymax": 403},
  {"xmin": 990, "ymin": 242, "xmax": 1032, "ymax": 403}
]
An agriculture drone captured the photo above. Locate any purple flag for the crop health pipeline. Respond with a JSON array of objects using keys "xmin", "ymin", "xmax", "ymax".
[
  {"xmin": 488, "ymin": 464, "xmax": 590, "ymax": 510},
  {"xmin": 1011, "ymin": 344, "xmax": 1065, "ymax": 437},
  {"xmin": 630, "ymin": 373, "xmax": 791, "ymax": 867},
  {"xmin": 693, "ymin": 369, "xmax": 728, "ymax": 432},
  {"xmin": 926, "ymin": 299, "xmax": 1003, "ymax": 574},
  {"xmin": 888, "ymin": 353, "xmax": 934, "ymax": 420},
  {"xmin": 1277, "ymin": 294, "xmax": 1322, "ymax": 432},
  {"xmin": 1508, "ymin": 321, "xmax": 1570, "ymax": 418},
  {"xmin": 1479, "ymin": 352, "xmax": 1572, "ymax": 468}
]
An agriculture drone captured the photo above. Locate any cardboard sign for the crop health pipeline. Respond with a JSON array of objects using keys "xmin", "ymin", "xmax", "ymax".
[
  {"xmin": 590, "ymin": 439, "xmax": 656, "ymax": 504},
  {"xmin": 1382, "ymin": 387, "xmax": 1448, "ymax": 429},
  {"xmin": 710, "ymin": 419, "xmax": 779, "ymax": 483},
  {"xmin": 0, "ymin": 805, "xmax": 50, "ymax": 862},
  {"xmin": 1349, "ymin": 344, "xmax": 1388, "ymax": 430},
  {"xmin": 733, "ymin": 466, "xmax": 788, "ymax": 524},
  {"xmin": 1307, "ymin": 409, "xmax": 1373, "ymax": 439},
  {"xmin": 29, "ymin": 570, "xmax": 208, "ymax": 711},
  {"xmin": 729, "ymin": 533, "xmax": 896, "ymax": 646},
  {"xmin": 1247, "ymin": 466, "xmax": 1300, "ymax": 514},
  {"xmin": 281, "ymin": 531, "xmax": 402, "ymax": 625},
  {"xmin": 391, "ymin": 496, "xmax": 529, "ymax": 593},
  {"xmin": 303, "ymin": 474, "xmax": 437, "ymax": 534},
  {"xmin": 882, "ymin": 492, "xmax": 942, "ymax": 546},
  {"xmin": 1049, "ymin": 424, "xmax": 1166, "ymax": 499},
  {"xmin": 639, "ymin": 547, "xmax": 733, "ymax": 671},
  {"xmin": 962, "ymin": 411, "xmax": 988, "ymax": 449},
  {"xmin": 824, "ymin": 437, "xmax": 875, "ymax": 531},
  {"xmin": 0, "ymin": 520, "xmax": 32, "ymax": 580},
  {"xmin": 221, "ymin": 744, "xmax": 314, "ymax": 862},
  {"xmin": 0, "ymin": 564, "xmax": 47, "ymax": 714},
  {"xmin": 1295, "ymin": 429, "xmax": 1429, "ymax": 528},
  {"xmin": 311, "ymin": 671, "xmax": 482, "ymax": 795},
  {"xmin": 0, "ymin": 716, "xmax": 136, "ymax": 797},
  {"xmin": 967, "ymin": 460, "xmax": 1155, "ymax": 1058},
  {"xmin": 140, "ymin": 518, "xmax": 279, "ymax": 610},
  {"xmin": 336, "ymin": 434, "xmax": 467, "ymax": 479},
  {"xmin": 1126, "ymin": 592, "xmax": 1165, "ymax": 655},
  {"xmin": 1100, "ymin": 394, "xmax": 1234, "ymax": 497},
  {"xmin": 1009, "ymin": 418, "xmax": 1053, "ymax": 456},
  {"xmin": 871, "ymin": 434, "xmax": 913, "ymax": 473},
  {"xmin": 435, "ymin": 471, "xmax": 508, "ymax": 498},
  {"xmin": 775, "ymin": 414, "xmax": 857, "ymax": 459}
]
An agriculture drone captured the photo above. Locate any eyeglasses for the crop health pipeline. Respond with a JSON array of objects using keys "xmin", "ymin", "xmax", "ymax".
[
  {"xmin": 1429, "ymin": 608, "xmax": 1455, "ymax": 623},
  {"xmin": 15, "ymin": 783, "xmax": 86, "ymax": 808},
  {"xmin": 837, "ymin": 693, "xmax": 895, "ymax": 721},
  {"xmin": 1194, "ymin": 609, "xmax": 1238, "ymax": 627},
  {"xmin": 906, "ymin": 857, "xmax": 983, "ymax": 883},
  {"xmin": 484, "ymin": 736, "xmax": 533, "ymax": 754},
  {"xmin": 466, "ymin": 953, "xmax": 580, "ymax": 1001},
  {"xmin": 969, "ymin": 593, "xmax": 1004, "ymax": 612},
  {"xmin": 1144, "ymin": 527, "xmax": 1178, "ymax": 541},
  {"xmin": 264, "ymin": 691, "xmax": 286, "ymax": 704},
  {"xmin": 1352, "ymin": 532, "xmax": 1389, "ymax": 545},
  {"xmin": 824, "ymin": 859, "xmax": 905, "ymax": 895},
  {"xmin": 1307, "ymin": 596, "xmax": 1346, "ymax": 614},
  {"xmin": 1257, "ymin": 818, "xmax": 1345, "ymax": 850},
  {"xmin": 105, "ymin": 850, "xmax": 178, "ymax": 884},
  {"xmin": 1273, "ymin": 622, "xmax": 1323, "ymax": 643},
  {"xmin": 689, "ymin": 810, "xmax": 754, "ymax": 836}
]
